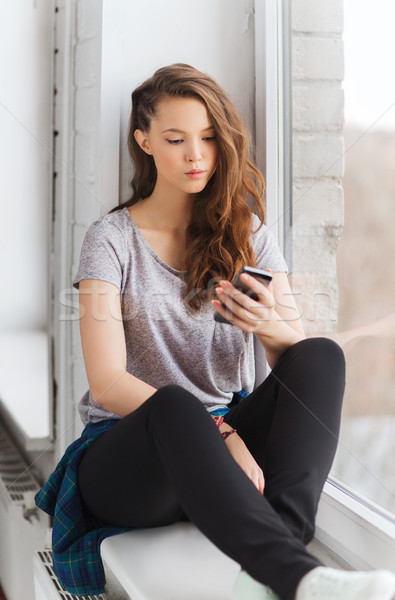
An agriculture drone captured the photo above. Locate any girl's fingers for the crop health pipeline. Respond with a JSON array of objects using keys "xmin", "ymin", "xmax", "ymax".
[
  {"xmin": 247, "ymin": 468, "xmax": 265, "ymax": 495},
  {"xmin": 215, "ymin": 286, "xmax": 256, "ymax": 316},
  {"xmin": 255, "ymin": 475, "xmax": 265, "ymax": 495},
  {"xmin": 215, "ymin": 277, "xmax": 274, "ymax": 323},
  {"xmin": 239, "ymin": 273, "xmax": 273, "ymax": 305},
  {"xmin": 221, "ymin": 275, "xmax": 272, "ymax": 306},
  {"xmin": 212, "ymin": 298, "xmax": 251, "ymax": 329}
]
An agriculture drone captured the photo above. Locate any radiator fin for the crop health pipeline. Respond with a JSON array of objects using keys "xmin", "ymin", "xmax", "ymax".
[
  {"xmin": 0, "ymin": 420, "xmax": 39, "ymax": 502},
  {"xmin": 36, "ymin": 550, "xmax": 107, "ymax": 600}
]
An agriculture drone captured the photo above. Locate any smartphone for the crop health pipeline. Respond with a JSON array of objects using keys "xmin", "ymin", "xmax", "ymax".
[{"xmin": 214, "ymin": 266, "xmax": 273, "ymax": 325}]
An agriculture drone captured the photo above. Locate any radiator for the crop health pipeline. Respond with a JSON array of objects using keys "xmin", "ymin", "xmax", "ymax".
[
  {"xmin": 0, "ymin": 420, "xmax": 48, "ymax": 600},
  {"xmin": 33, "ymin": 550, "xmax": 107, "ymax": 600}
]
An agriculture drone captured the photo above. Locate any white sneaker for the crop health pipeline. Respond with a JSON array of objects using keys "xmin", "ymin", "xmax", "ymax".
[
  {"xmin": 296, "ymin": 566, "xmax": 395, "ymax": 600},
  {"xmin": 233, "ymin": 569, "xmax": 279, "ymax": 600}
]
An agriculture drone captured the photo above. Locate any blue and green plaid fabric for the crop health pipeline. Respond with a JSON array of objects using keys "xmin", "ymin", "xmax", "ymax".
[
  {"xmin": 35, "ymin": 390, "xmax": 248, "ymax": 596},
  {"xmin": 35, "ymin": 418, "xmax": 130, "ymax": 595}
]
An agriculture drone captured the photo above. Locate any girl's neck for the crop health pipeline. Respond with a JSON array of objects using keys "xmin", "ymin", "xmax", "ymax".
[{"xmin": 138, "ymin": 181, "xmax": 194, "ymax": 234}]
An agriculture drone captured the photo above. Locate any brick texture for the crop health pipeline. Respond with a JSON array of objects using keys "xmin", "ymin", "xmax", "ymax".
[
  {"xmin": 293, "ymin": 37, "xmax": 344, "ymax": 81},
  {"xmin": 291, "ymin": 0, "xmax": 344, "ymax": 334},
  {"xmin": 55, "ymin": 0, "xmax": 104, "ymax": 445},
  {"xmin": 293, "ymin": 83, "xmax": 344, "ymax": 132},
  {"xmin": 292, "ymin": 0, "xmax": 344, "ymax": 33}
]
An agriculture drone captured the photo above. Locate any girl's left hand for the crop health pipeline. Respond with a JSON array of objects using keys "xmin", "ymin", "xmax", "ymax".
[{"xmin": 212, "ymin": 273, "xmax": 278, "ymax": 337}]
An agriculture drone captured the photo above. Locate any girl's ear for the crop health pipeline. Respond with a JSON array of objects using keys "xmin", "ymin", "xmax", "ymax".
[{"xmin": 134, "ymin": 129, "xmax": 153, "ymax": 155}]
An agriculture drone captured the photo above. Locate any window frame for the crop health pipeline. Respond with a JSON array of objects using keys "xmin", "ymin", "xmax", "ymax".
[
  {"xmin": 0, "ymin": 1, "xmax": 54, "ymax": 453},
  {"xmin": 255, "ymin": 0, "xmax": 395, "ymax": 566}
]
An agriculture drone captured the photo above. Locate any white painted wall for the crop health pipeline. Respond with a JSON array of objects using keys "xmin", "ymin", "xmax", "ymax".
[
  {"xmin": 0, "ymin": 1, "xmax": 53, "ymax": 330},
  {"xmin": 117, "ymin": 0, "xmax": 256, "ymax": 202}
]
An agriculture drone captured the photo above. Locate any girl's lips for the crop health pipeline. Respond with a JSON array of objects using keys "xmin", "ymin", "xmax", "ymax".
[{"xmin": 185, "ymin": 170, "xmax": 206, "ymax": 179}]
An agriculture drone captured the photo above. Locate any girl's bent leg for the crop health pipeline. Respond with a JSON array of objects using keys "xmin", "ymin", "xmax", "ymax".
[
  {"xmin": 78, "ymin": 384, "xmax": 321, "ymax": 600},
  {"xmin": 225, "ymin": 337, "xmax": 346, "ymax": 545}
]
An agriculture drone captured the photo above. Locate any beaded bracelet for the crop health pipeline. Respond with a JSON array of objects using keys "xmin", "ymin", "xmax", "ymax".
[
  {"xmin": 222, "ymin": 429, "xmax": 237, "ymax": 441},
  {"xmin": 213, "ymin": 415, "xmax": 224, "ymax": 429}
]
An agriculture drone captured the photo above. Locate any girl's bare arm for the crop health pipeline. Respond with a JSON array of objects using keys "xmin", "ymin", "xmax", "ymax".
[{"xmin": 78, "ymin": 279, "xmax": 157, "ymax": 416}]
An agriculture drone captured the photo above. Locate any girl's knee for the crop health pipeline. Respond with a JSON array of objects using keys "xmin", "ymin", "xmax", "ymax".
[
  {"xmin": 299, "ymin": 339, "xmax": 346, "ymax": 400},
  {"xmin": 304, "ymin": 336, "xmax": 344, "ymax": 361},
  {"xmin": 291, "ymin": 337, "xmax": 345, "ymax": 370},
  {"xmin": 310, "ymin": 337, "xmax": 345, "ymax": 379},
  {"xmin": 276, "ymin": 337, "xmax": 346, "ymax": 388}
]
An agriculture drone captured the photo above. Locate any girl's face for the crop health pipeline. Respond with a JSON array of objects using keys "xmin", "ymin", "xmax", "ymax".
[{"xmin": 134, "ymin": 95, "xmax": 218, "ymax": 196}]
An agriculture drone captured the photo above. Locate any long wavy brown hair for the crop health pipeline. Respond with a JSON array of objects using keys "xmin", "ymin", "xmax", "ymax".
[{"xmin": 109, "ymin": 63, "xmax": 266, "ymax": 313}]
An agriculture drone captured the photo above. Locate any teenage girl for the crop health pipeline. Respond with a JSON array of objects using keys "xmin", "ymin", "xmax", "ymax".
[{"xmin": 71, "ymin": 64, "xmax": 395, "ymax": 600}]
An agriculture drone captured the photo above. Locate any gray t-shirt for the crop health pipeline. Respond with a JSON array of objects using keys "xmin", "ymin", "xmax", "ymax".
[{"xmin": 72, "ymin": 207, "xmax": 288, "ymax": 425}]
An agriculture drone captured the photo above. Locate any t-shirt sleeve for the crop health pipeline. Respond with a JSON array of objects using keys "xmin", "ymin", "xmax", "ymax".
[
  {"xmin": 251, "ymin": 213, "xmax": 288, "ymax": 273},
  {"xmin": 72, "ymin": 217, "xmax": 125, "ymax": 290}
]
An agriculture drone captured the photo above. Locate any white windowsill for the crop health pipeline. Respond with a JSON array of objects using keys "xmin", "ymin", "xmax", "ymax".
[
  {"xmin": 316, "ymin": 478, "xmax": 395, "ymax": 570},
  {"xmin": 0, "ymin": 330, "xmax": 52, "ymax": 452}
]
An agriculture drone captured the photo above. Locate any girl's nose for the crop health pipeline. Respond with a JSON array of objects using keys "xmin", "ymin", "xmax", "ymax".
[{"xmin": 186, "ymin": 141, "xmax": 202, "ymax": 162}]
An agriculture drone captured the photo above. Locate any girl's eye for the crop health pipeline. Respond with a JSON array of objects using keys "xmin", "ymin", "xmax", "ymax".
[{"xmin": 166, "ymin": 137, "xmax": 216, "ymax": 145}]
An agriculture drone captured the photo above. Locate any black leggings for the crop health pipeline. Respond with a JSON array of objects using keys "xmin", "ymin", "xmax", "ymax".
[{"xmin": 78, "ymin": 337, "xmax": 345, "ymax": 600}]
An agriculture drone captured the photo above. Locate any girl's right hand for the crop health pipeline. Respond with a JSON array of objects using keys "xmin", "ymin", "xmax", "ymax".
[{"xmin": 224, "ymin": 432, "xmax": 265, "ymax": 495}]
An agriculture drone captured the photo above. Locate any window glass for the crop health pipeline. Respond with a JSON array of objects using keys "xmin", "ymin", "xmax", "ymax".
[
  {"xmin": 0, "ymin": 2, "xmax": 52, "ymax": 445},
  {"xmin": 328, "ymin": 0, "xmax": 395, "ymax": 515}
]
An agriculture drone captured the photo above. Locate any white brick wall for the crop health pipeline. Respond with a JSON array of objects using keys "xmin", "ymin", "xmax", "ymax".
[
  {"xmin": 292, "ymin": 0, "xmax": 343, "ymax": 33},
  {"xmin": 293, "ymin": 180, "xmax": 344, "ymax": 233},
  {"xmin": 293, "ymin": 135, "xmax": 344, "ymax": 178},
  {"xmin": 76, "ymin": 0, "xmax": 101, "ymax": 39},
  {"xmin": 293, "ymin": 37, "xmax": 344, "ymax": 81},
  {"xmin": 293, "ymin": 84, "xmax": 344, "ymax": 131},
  {"xmin": 52, "ymin": 0, "xmax": 104, "ymax": 450},
  {"xmin": 291, "ymin": 0, "xmax": 344, "ymax": 336},
  {"xmin": 71, "ymin": 0, "xmax": 104, "ymax": 440}
]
